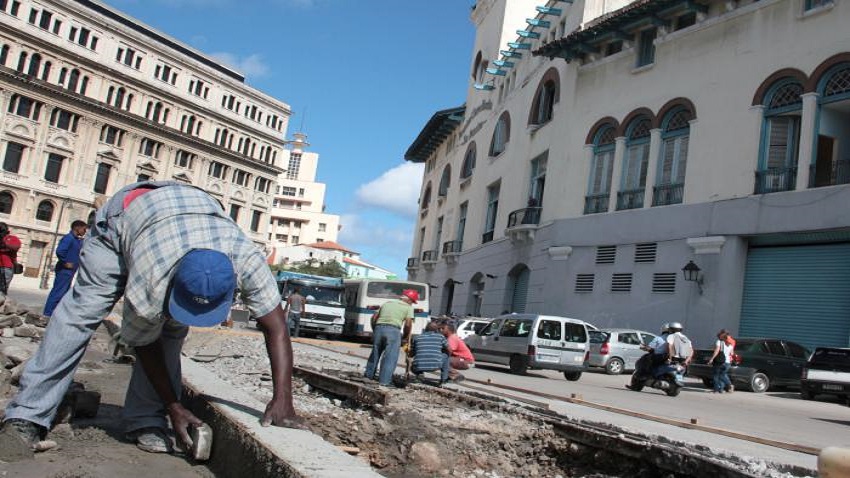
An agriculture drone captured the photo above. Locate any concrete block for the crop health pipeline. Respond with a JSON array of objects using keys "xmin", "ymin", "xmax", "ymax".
[
  {"xmin": 0, "ymin": 315, "xmax": 23, "ymax": 329},
  {"xmin": 13, "ymin": 325, "xmax": 40, "ymax": 338},
  {"xmin": 0, "ymin": 345, "xmax": 32, "ymax": 365}
]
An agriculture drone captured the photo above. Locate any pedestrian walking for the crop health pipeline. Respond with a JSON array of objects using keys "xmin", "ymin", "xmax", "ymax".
[
  {"xmin": 0, "ymin": 222, "xmax": 22, "ymax": 305},
  {"xmin": 707, "ymin": 329, "xmax": 734, "ymax": 393},
  {"xmin": 440, "ymin": 322, "xmax": 475, "ymax": 382},
  {"xmin": 42, "ymin": 220, "xmax": 88, "ymax": 318},
  {"xmin": 3, "ymin": 181, "xmax": 303, "ymax": 455},
  {"xmin": 285, "ymin": 287, "xmax": 306, "ymax": 338},
  {"xmin": 364, "ymin": 289, "xmax": 418, "ymax": 387}
]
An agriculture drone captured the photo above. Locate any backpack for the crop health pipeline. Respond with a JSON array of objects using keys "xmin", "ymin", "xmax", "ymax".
[{"xmin": 671, "ymin": 333, "xmax": 693, "ymax": 359}]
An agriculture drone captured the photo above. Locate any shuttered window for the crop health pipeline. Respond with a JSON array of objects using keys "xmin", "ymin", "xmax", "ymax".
[
  {"xmin": 660, "ymin": 135, "xmax": 688, "ymax": 184},
  {"xmin": 596, "ymin": 245, "xmax": 616, "ymax": 264},
  {"xmin": 634, "ymin": 243, "xmax": 657, "ymax": 263},
  {"xmin": 766, "ymin": 116, "xmax": 800, "ymax": 169},
  {"xmin": 611, "ymin": 273, "xmax": 633, "ymax": 292},
  {"xmin": 574, "ymin": 274, "xmax": 594, "ymax": 293},
  {"xmin": 652, "ymin": 273, "xmax": 676, "ymax": 293},
  {"xmin": 509, "ymin": 267, "xmax": 530, "ymax": 313},
  {"xmin": 590, "ymin": 150, "xmax": 614, "ymax": 194}
]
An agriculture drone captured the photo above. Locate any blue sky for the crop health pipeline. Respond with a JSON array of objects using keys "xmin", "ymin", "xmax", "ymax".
[{"xmin": 108, "ymin": 0, "xmax": 476, "ymax": 275}]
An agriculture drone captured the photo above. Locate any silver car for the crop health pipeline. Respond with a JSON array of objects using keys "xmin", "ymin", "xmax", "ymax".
[{"xmin": 588, "ymin": 328, "xmax": 657, "ymax": 375}]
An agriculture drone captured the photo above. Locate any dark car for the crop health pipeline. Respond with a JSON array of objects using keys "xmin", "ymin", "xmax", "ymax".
[
  {"xmin": 801, "ymin": 347, "xmax": 850, "ymax": 404},
  {"xmin": 688, "ymin": 338, "xmax": 810, "ymax": 393}
]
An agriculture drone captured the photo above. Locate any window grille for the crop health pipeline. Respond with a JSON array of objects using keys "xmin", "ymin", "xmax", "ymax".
[
  {"xmin": 596, "ymin": 245, "xmax": 616, "ymax": 264},
  {"xmin": 634, "ymin": 243, "xmax": 657, "ymax": 263},
  {"xmin": 574, "ymin": 274, "xmax": 594, "ymax": 293},
  {"xmin": 652, "ymin": 273, "xmax": 677, "ymax": 293},
  {"xmin": 823, "ymin": 66, "xmax": 850, "ymax": 98},
  {"xmin": 768, "ymin": 83, "xmax": 803, "ymax": 110},
  {"xmin": 611, "ymin": 273, "xmax": 633, "ymax": 292}
]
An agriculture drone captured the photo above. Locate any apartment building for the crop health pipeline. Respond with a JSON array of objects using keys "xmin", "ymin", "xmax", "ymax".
[
  {"xmin": 405, "ymin": 0, "xmax": 850, "ymax": 349},
  {"xmin": 0, "ymin": 0, "xmax": 288, "ymax": 283}
]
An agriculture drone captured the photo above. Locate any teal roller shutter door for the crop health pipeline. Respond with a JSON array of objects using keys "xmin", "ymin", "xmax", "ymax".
[
  {"xmin": 740, "ymin": 243, "xmax": 850, "ymax": 350},
  {"xmin": 510, "ymin": 267, "xmax": 530, "ymax": 313}
]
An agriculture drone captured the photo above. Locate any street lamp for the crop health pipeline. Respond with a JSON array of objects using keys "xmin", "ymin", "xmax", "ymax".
[
  {"xmin": 681, "ymin": 260, "xmax": 703, "ymax": 294},
  {"xmin": 40, "ymin": 199, "xmax": 73, "ymax": 290}
]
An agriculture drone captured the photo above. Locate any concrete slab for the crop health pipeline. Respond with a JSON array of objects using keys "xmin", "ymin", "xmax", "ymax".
[{"xmin": 181, "ymin": 359, "xmax": 382, "ymax": 478}]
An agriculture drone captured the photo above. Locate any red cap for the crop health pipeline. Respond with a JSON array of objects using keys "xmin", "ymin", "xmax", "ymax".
[
  {"xmin": 3, "ymin": 235, "xmax": 21, "ymax": 251},
  {"xmin": 402, "ymin": 289, "xmax": 419, "ymax": 304}
]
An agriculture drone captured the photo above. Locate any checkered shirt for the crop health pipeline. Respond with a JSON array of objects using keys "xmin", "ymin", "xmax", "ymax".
[{"xmin": 118, "ymin": 185, "xmax": 280, "ymax": 346}]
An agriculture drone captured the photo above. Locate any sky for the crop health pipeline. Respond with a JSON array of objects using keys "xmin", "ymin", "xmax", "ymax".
[{"xmin": 107, "ymin": 0, "xmax": 477, "ymax": 276}]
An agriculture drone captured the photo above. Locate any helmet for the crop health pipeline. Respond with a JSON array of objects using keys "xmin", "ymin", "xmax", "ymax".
[
  {"xmin": 668, "ymin": 322, "xmax": 683, "ymax": 332},
  {"xmin": 661, "ymin": 323, "xmax": 670, "ymax": 334},
  {"xmin": 401, "ymin": 289, "xmax": 419, "ymax": 304}
]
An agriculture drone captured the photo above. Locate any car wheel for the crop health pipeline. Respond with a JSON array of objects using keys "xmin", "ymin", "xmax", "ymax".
[
  {"xmin": 605, "ymin": 358, "xmax": 624, "ymax": 375},
  {"xmin": 800, "ymin": 390, "xmax": 814, "ymax": 400},
  {"xmin": 748, "ymin": 372, "xmax": 770, "ymax": 393},
  {"xmin": 563, "ymin": 371, "xmax": 582, "ymax": 381},
  {"xmin": 701, "ymin": 378, "xmax": 714, "ymax": 389},
  {"xmin": 509, "ymin": 355, "xmax": 528, "ymax": 375}
]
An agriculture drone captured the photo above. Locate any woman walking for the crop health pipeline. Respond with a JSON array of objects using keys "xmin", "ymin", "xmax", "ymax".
[{"xmin": 707, "ymin": 329, "xmax": 734, "ymax": 393}]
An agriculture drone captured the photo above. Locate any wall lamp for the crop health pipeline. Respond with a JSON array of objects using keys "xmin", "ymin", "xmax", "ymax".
[
  {"xmin": 428, "ymin": 283, "xmax": 439, "ymax": 289},
  {"xmin": 485, "ymin": 274, "xmax": 498, "ymax": 279},
  {"xmin": 682, "ymin": 260, "xmax": 704, "ymax": 294},
  {"xmin": 451, "ymin": 280, "xmax": 464, "ymax": 285}
]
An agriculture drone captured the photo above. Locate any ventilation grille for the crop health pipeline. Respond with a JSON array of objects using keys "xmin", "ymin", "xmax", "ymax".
[
  {"xmin": 574, "ymin": 274, "xmax": 595, "ymax": 293},
  {"xmin": 596, "ymin": 245, "xmax": 617, "ymax": 264},
  {"xmin": 652, "ymin": 273, "xmax": 677, "ymax": 293},
  {"xmin": 634, "ymin": 243, "xmax": 657, "ymax": 263},
  {"xmin": 611, "ymin": 273, "xmax": 633, "ymax": 292}
]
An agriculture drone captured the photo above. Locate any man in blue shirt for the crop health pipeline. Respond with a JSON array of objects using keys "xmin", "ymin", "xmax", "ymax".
[
  {"xmin": 42, "ymin": 220, "xmax": 88, "ymax": 318},
  {"xmin": 410, "ymin": 322, "xmax": 450, "ymax": 384}
]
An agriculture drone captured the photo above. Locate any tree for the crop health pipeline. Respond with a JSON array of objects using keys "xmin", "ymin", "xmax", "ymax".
[{"xmin": 272, "ymin": 259, "xmax": 346, "ymax": 278}]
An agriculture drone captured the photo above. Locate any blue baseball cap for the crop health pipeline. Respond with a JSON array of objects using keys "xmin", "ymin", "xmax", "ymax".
[{"xmin": 168, "ymin": 249, "xmax": 236, "ymax": 327}]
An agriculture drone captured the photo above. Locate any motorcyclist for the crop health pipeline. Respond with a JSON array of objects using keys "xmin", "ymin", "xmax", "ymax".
[
  {"xmin": 630, "ymin": 323, "xmax": 669, "ymax": 386},
  {"xmin": 665, "ymin": 322, "xmax": 694, "ymax": 366}
]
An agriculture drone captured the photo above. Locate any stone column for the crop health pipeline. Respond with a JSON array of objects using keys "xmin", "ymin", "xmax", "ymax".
[
  {"xmin": 643, "ymin": 128, "xmax": 662, "ymax": 208},
  {"xmin": 607, "ymin": 137, "xmax": 626, "ymax": 213},
  {"xmin": 795, "ymin": 92, "xmax": 819, "ymax": 191}
]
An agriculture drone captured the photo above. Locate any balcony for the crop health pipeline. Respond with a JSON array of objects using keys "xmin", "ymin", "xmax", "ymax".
[
  {"xmin": 754, "ymin": 167, "xmax": 797, "ymax": 194},
  {"xmin": 583, "ymin": 193, "xmax": 609, "ymax": 215},
  {"xmin": 421, "ymin": 250, "xmax": 438, "ymax": 270},
  {"xmin": 809, "ymin": 160, "xmax": 850, "ymax": 188},
  {"xmin": 652, "ymin": 183, "xmax": 684, "ymax": 206},
  {"xmin": 406, "ymin": 257, "xmax": 419, "ymax": 270},
  {"xmin": 505, "ymin": 207, "xmax": 541, "ymax": 243},
  {"xmin": 442, "ymin": 240, "xmax": 462, "ymax": 265},
  {"xmin": 616, "ymin": 188, "xmax": 645, "ymax": 211}
]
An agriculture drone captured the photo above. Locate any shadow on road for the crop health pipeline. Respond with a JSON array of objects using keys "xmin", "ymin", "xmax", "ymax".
[{"xmin": 472, "ymin": 363, "xmax": 548, "ymax": 379}]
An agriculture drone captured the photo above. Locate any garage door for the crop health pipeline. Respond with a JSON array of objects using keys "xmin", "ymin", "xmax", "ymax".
[
  {"xmin": 509, "ymin": 267, "xmax": 530, "ymax": 313},
  {"xmin": 740, "ymin": 243, "xmax": 850, "ymax": 350}
]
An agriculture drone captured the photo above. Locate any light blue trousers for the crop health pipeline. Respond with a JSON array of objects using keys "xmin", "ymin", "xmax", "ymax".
[{"xmin": 5, "ymin": 203, "xmax": 184, "ymax": 433}]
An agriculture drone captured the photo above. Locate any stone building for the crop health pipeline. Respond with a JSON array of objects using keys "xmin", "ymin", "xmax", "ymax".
[
  {"xmin": 0, "ymin": 0, "xmax": 288, "ymax": 284},
  {"xmin": 405, "ymin": 0, "xmax": 850, "ymax": 349}
]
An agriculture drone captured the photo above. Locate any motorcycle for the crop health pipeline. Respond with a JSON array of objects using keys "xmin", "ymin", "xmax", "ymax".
[{"xmin": 627, "ymin": 352, "xmax": 686, "ymax": 397}]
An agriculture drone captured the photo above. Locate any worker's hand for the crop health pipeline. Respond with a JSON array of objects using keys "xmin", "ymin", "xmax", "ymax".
[
  {"xmin": 166, "ymin": 402, "xmax": 203, "ymax": 450},
  {"xmin": 261, "ymin": 397, "xmax": 309, "ymax": 431}
]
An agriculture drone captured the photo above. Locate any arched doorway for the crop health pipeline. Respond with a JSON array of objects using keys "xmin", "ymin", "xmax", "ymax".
[
  {"xmin": 441, "ymin": 278, "xmax": 455, "ymax": 315},
  {"xmin": 468, "ymin": 273, "xmax": 485, "ymax": 317},
  {"xmin": 506, "ymin": 265, "xmax": 530, "ymax": 313}
]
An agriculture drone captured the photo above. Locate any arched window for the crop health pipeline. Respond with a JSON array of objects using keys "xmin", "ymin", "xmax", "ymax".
[
  {"xmin": 472, "ymin": 51, "xmax": 487, "ymax": 82},
  {"xmin": 0, "ymin": 191, "xmax": 13, "ymax": 215},
  {"xmin": 106, "ymin": 86, "xmax": 114, "ymax": 105},
  {"xmin": 421, "ymin": 182, "xmax": 432, "ymax": 210},
  {"xmin": 489, "ymin": 112, "xmax": 511, "ymax": 156},
  {"xmin": 58, "ymin": 67, "xmax": 67, "ymax": 85},
  {"xmin": 145, "ymin": 101, "xmax": 153, "ymax": 119},
  {"xmin": 41, "ymin": 61, "xmax": 51, "ymax": 81},
  {"xmin": 506, "ymin": 264, "xmax": 530, "ymax": 313},
  {"xmin": 461, "ymin": 143, "xmax": 476, "ymax": 179},
  {"xmin": 812, "ymin": 62, "xmax": 850, "ymax": 188},
  {"xmin": 585, "ymin": 123, "xmax": 617, "ymax": 214},
  {"xmin": 80, "ymin": 76, "xmax": 89, "ymax": 96},
  {"xmin": 529, "ymin": 68, "xmax": 560, "ymax": 126},
  {"xmin": 654, "ymin": 105, "xmax": 694, "ymax": 206},
  {"xmin": 67, "ymin": 69, "xmax": 80, "ymax": 93},
  {"xmin": 27, "ymin": 53, "xmax": 41, "ymax": 77},
  {"xmin": 438, "ymin": 165, "xmax": 451, "ymax": 197},
  {"xmin": 618, "ymin": 115, "xmax": 652, "ymax": 210},
  {"xmin": 152, "ymin": 102, "xmax": 163, "ymax": 123},
  {"xmin": 757, "ymin": 79, "xmax": 803, "ymax": 193},
  {"xmin": 16, "ymin": 51, "xmax": 26, "ymax": 72},
  {"xmin": 36, "ymin": 200, "xmax": 55, "ymax": 222},
  {"xmin": 218, "ymin": 128, "xmax": 229, "ymax": 147},
  {"xmin": 441, "ymin": 278, "xmax": 455, "ymax": 315},
  {"xmin": 125, "ymin": 93, "xmax": 133, "ymax": 110},
  {"xmin": 0, "ymin": 45, "xmax": 9, "ymax": 67},
  {"xmin": 113, "ymin": 87, "xmax": 125, "ymax": 108}
]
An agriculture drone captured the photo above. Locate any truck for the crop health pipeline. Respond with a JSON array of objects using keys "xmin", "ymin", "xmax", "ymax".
[{"xmin": 276, "ymin": 271, "xmax": 346, "ymax": 338}]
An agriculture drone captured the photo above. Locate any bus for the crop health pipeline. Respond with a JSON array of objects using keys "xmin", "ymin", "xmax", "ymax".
[
  {"xmin": 343, "ymin": 279, "xmax": 430, "ymax": 337},
  {"xmin": 276, "ymin": 271, "xmax": 346, "ymax": 338}
]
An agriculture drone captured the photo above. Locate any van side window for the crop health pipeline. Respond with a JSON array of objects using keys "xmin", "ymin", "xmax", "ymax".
[
  {"xmin": 537, "ymin": 320, "xmax": 562, "ymax": 340},
  {"xmin": 480, "ymin": 320, "xmax": 500, "ymax": 336},
  {"xmin": 564, "ymin": 323, "xmax": 588, "ymax": 343},
  {"xmin": 501, "ymin": 318, "xmax": 532, "ymax": 338}
]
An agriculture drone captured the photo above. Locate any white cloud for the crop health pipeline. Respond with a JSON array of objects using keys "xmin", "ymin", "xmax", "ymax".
[
  {"xmin": 337, "ymin": 214, "xmax": 414, "ymax": 275},
  {"xmin": 209, "ymin": 52, "xmax": 270, "ymax": 79},
  {"xmin": 355, "ymin": 162, "xmax": 424, "ymax": 218}
]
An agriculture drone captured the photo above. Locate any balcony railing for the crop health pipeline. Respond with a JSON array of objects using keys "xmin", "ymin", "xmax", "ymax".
[
  {"xmin": 421, "ymin": 250, "xmax": 438, "ymax": 262},
  {"xmin": 442, "ymin": 240, "xmax": 462, "ymax": 254},
  {"xmin": 583, "ymin": 193, "xmax": 609, "ymax": 215},
  {"xmin": 754, "ymin": 167, "xmax": 797, "ymax": 194},
  {"xmin": 652, "ymin": 183, "xmax": 684, "ymax": 206},
  {"xmin": 809, "ymin": 159, "xmax": 850, "ymax": 188},
  {"xmin": 482, "ymin": 231, "xmax": 494, "ymax": 243},
  {"xmin": 506, "ymin": 207, "xmax": 542, "ymax": 227},
  {"xmin": 616, "ymin": 188, "xmax": 645, "ymax": 210},
  {"xmin": 406, "ymin": 257, "xmax": 419, "ymax": 269}
]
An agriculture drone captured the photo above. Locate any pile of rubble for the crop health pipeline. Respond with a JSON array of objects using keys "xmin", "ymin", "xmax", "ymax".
[{"xmin": 0, "ymin": 300, "xmax": 49, "ymax": 341}]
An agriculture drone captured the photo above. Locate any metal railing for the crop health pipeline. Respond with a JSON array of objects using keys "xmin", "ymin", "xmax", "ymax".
[
  {"xmin": 506, "ymin": 207, "xmax": 542, "ymax": 227},
  {"xmin": 583, "ymin": 193, "xmax": 609, "ymax": 215},
  {"xmin": 652, "ymin": 183, "xmax": 684, "ymax": 206},
  {"xmin": 809, "ymin": 159, "xmax": 850, "ymax": 188},
  {"xmin": 442, "ymin": 240, "xmax": 462, "ymax": 254},
  {"xmin": 421, "ymin": 250, "xmax": 438, "ymax": 262},
  {"xmin": 482, "ymin": 231, "xmax": 494, "ymax": 243},
  {"xmin": 754, "ymin": 167, "xmax": 797, "ymax": 194},
  {"xmin": 406, "ymin": 257, "xmax": 419, "ymax": 268},
  {"xmin": 616, "ymin": 188, "xmax": 645, "ymax": 210}
]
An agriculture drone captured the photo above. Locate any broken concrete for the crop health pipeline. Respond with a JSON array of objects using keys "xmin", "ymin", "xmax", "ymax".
[
  {"xmin": 0, "ymin": 344, "xmax": 33, "ymax": 364},
  {"xmin": 13, "ymin": 324, "xmax": 41, "ymax": 338}
]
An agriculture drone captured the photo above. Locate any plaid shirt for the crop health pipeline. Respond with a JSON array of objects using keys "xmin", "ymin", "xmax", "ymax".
[{"xmin": 117, "ymin": 185, "xmax": 280, "ymax": 346}]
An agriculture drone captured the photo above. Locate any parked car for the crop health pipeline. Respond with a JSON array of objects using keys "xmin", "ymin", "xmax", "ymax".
[
  {"xmin": 464, "ymin": 314, "xmax": 590, "ymax": 381},
  {"xmin": 801, "ymin": 347, "xmax": 850, "ymax": 404},
  {"xmin": 588, "ymin": 329, "xmax": 658, "ymax": 375},
  {"xmin": 689, "ymin": 338, "xmax": 810, "ymax": 393},
  {"xmin": 456, "ymin": 318, "xmax": 492, "ymax": 340}
]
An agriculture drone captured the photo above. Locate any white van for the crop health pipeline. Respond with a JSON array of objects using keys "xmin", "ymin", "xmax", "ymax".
[{"xmin": 464, "ymin": 314, "xmax": 590, "ymax": 381}]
